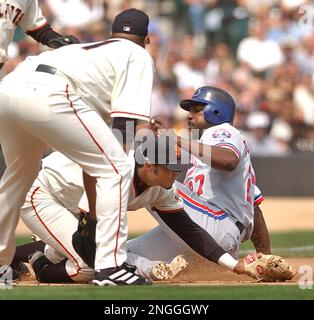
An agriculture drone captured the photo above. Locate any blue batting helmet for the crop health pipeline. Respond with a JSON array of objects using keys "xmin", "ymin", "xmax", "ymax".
[{"xmin": 180, "ymin": 86, "xmax": 236, "ymax": 125}]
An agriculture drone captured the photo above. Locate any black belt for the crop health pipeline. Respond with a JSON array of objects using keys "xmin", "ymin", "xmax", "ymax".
[
  {"xmin": 35, "ymin": 64, "xmax": 57, "ymax": 75},
  {"xmin": 235, "ymin": 221, "xmax": 245, "ymax": 234}
]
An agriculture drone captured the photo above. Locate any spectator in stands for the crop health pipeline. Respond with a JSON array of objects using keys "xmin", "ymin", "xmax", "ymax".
[
  {"xmin": 244, "ymin": 111, "xmax": 283, "ymax": 156},
  {"xmin": 237, "ymin": 19, "xmax": 284, "ymax": 75}
]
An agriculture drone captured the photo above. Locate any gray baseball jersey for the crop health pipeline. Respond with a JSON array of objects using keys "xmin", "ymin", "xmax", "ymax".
[{"xmin": 184, "ymin": 123, "xmax": 255, "ymax": 228}]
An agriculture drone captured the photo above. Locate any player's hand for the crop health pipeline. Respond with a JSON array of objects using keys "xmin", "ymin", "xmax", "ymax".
[
  {"xmin": 47, "ymin": 35, "xmax": 80, "ymax": 49},
  {"xmin": 242, "ymin": 252, "xmax": 295, "ymax": 282},
  {"xmin": 151, "ymin": 115, "xmax": 177, "ymax": 142},
  {"xmin": 150, "ymin": 115, "xmax": 173, "ymax": 131},
  {"xmin": 72, "ymin": 212, "xmax": 96, "ymax": 268}
]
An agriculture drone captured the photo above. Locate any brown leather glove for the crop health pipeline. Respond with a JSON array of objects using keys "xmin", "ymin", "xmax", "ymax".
[{"xmin": 243, "ymin": 253, "xmax": 295, "ymax": 282}]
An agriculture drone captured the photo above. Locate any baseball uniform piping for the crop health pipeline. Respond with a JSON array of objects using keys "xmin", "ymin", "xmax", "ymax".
[
  {"xmin": 65, "ymin": 84, "xmax": 119, "ymax": 174},
  {"xmin": 30, "ymin": 186, "xmax": 81, "ymax": 277},
  {"xmin": 65, "ymin": 84, "xmax": 122, "ymax": 268},
  {"xmin": 111, "ymin": 111, "xmax": 150, "ymax": 120},
  {"xmin": 178, "ymin": 189, "xmax": 228, "ymax": 219},
  {"xmin": 27, "ymin": 21, "xmax": 48, "ymax": 33},
  {"xmin": 215, "ymin": 143, "xmax": 241, "ymax": 158},
  {"xmin": 254, "ymin": 194, "xmax": 264, "ymax": 207}
]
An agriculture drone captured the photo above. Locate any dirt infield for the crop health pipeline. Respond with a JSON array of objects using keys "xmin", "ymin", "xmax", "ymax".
[
  {"xmin": 15, "ymin": 257, "xmax": 311, "ymax": 286},
  {"xmin": 15, "ymin": 197, "xmax": 314, "ymax": 286}
]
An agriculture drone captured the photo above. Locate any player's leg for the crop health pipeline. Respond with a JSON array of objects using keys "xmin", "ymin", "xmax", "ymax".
[
  {"xmin": 127, "ymin": 226, "xmax": 186, "ymax": 261},
  {"xmin": 127, "ymin": 227, "xmax": 189, "ymax": 280},
  {"xmin": 4, "ymin": 71, "xmax": 146, "ymax": 285},
  {"xmin": 126, "ymin": 250, "xmax": 188, "ymax": 281},
  {"xmin": 7, "ymin": 72, "xmax": 135, "ymax": 282},
  {"xmin": 20, "ymin": 185, "xmax": 94, "ymax": 283},
  {"xmin": 28, "ymin": 104, "xmax": 132, "ymax": 271},
  {"xmin": 0, "ymin": 99, "xmax": 44, "ymax": 266}
]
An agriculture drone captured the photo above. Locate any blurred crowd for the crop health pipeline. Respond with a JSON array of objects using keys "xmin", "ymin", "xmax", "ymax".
[{"xmin": 3, "ymin": 0, "xmax": 314, "ymax": 155}]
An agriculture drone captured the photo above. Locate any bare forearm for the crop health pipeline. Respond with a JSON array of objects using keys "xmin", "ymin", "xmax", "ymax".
[
  {"xmin": 83, "ymin": 172, "xmax": 97, "ymax": 220},
  {"xmin": 177, "ymin": 136, "xmax": 238, "ymax": 171},
  {"xmin": 251, "ymin": 206, "xmax": 271, "ymax": 254}
]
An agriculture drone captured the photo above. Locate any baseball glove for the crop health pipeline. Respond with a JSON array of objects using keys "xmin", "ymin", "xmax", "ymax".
[
  {"xmin": 72, "ymin": 212, "xmax": 96, "ymax": 268},
  {"xmin": 47, "ymin": 35, "xmax": 80, "ymax": 48},
  {"xmin": 243, "ymin": 253, "xmax": 295, "ymax": 282}
]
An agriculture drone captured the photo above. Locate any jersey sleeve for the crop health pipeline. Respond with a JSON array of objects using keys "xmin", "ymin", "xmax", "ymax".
[
  {"xmin": 201, "ymin": 124, "xmax": 243, "ymax": 158},
  {"xmin": 150, "ymin": 184, "xmax": 184, "ymax": 213},
  {"xmin": 254, "ymin": 185, "xmax": 264, "ymax": 207},
  {"xmin": 19, "ymin": 0, "xmax": 47, "ymax": 32},
  {"xmin": 110, "ymin": 51, "xmax": 154, "ymax": 122}
]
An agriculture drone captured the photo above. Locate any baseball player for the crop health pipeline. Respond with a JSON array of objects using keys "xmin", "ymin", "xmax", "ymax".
[
  {"xmin": 13, "ymin": 138, "xmax": 268, "ymax": 284},
  {"xmin": 0, "ymin": 0, "xmax": 79, "ymax": 71},
  {"xmin": 0, "ymin": 8, "xmax": 155, "ymax": 286},
  {"xmin": 148, "ymin": 86, "xmax": 270, "ymax": 262},
  {"xmin": 12, "ymin": 142, "xmax": 192, "ymax": 283}
]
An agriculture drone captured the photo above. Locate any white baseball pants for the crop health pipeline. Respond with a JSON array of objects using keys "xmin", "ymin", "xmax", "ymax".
[
  {"xmin": 0, "ymin": 68, "xmax": 131, "ymax": 269},
  {"xmin": 127, "ymin": 182, "xmax": 247, "ymax": 261},
  {"xmin": 20, "ymin": 177, "xmax": 160, "ymax": 282}
]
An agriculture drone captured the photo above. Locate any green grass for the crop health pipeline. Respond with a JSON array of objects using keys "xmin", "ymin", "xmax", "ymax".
[
  {"xmin": 0, "ymin": 284, "xmax": 313, "ymax": 300},
  {"xmin": 10, "ymin": 231, "xmax": 314, "ymax": 300},
  {"xmin": 240, "ymin": 230, "xmax": 314, "ymax": 257}
]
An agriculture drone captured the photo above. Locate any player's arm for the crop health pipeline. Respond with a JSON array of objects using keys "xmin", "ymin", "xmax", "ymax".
[
  {"xmin": 27, "ymin": 25, "xmax": 80, "ymax": 48},
  {"xmin": 112, "ymin": 118, "xmax": 151, "ymax": 154},
  {"xmin": 151, "ymin": 116, "xmax": 239, "ymax": 171},
  {"xmin": 177, "ymin": 136, "xmax": 239, "ymax": 171},
  {"xmin": 250, "ymin": 205, "xmax": 271, "ymax": 254},
  {"xmin": 155, "ymin": 208, "xmax": 243, "ymax": 272}
]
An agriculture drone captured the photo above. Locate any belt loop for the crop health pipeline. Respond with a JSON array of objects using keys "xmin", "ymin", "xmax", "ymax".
[{"xmin": 35, "ymin": 64, "xmax": 57, "ymax": 75}]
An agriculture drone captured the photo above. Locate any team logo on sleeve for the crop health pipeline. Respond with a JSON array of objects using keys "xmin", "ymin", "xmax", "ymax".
[{"xmin": 212, "ymin": 129, "xmax": 232, "ymax": 139}]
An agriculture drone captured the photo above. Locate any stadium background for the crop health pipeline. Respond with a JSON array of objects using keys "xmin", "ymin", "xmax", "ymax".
[{"xmin": 1, "ymin": 0, "xmax": 314, "ymax": 299}]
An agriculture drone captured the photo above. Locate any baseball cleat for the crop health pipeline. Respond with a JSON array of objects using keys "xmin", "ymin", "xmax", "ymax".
[
  {"xmin": 92, "ymin": 262, "xmax": 152, "ymax": 286},
  {"xmin": 151, "ymin": 255, "xmax": 188, "ymax": 281}
]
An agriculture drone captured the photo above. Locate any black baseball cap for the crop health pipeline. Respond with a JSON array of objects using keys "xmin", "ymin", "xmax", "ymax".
[
  {"xmin": 112, "ymin": 8, "xmax": 149, "ymax": 37},
  {"xmin": 134, "ymin": 134, "xmax": 192, "ymax": 172}
]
